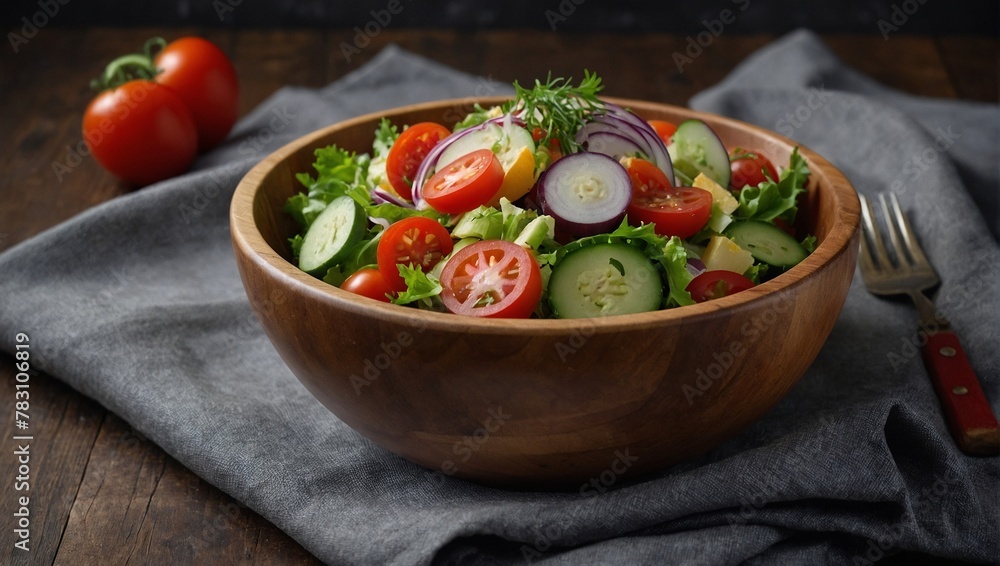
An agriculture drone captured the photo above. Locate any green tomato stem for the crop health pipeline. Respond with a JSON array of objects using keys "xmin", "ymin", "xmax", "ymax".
[{"xmin": 91, "ymin": 37, "xmax": 167, "ymax": 91}]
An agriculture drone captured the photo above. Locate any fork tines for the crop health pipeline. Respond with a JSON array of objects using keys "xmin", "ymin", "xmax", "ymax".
[{"xmin": 859, "ymin": 193, "xmax": 936, "ymax": 278}]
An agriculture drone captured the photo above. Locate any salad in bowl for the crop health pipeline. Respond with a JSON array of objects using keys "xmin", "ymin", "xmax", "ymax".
[{"xmin": 284, "ymin": 73, "xmax": 815, "ymax": 319}]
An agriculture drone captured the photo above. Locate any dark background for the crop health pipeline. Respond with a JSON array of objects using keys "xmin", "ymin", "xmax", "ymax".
[{"xmin": 4, "ymin": 0, "xmax": 998, "ymax": 34}]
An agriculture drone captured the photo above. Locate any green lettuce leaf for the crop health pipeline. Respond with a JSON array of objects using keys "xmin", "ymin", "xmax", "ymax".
[
  {"xmin": 800, "ymin": 234, "xmax": 818, "ymax": 253},
  {"xmin": 744, "ymin": 263, "xmax": 769, "ymax": 285},
  {"xmin": 452, "ymin": 205, "xmax": 503, "ymax": 240},
  {"xmin": 500, "ymin": 198, "xmax": 538, "ymax": 241},
  {"xmin": 372, "ymin": 118, "xmax": 399, "ymax": 157},
  {"xmin": 735, "ymin": 147, "xmax": 809, "ymax": 223},
  {"xmin": 392, "ymin": 264, "xmax": 443, "ymax": 309},
  {"xmin": 287, "ymin": 145, "xmax": 372, "ymax": 229},
  {"xmin": 363, "ymin": 202, "xmax": 447, "ymax": 225},
  {"xmin": 659, "ymin": 236, "xmax": 696, "ymax": 307},
  {"xmin": 288, "ymin": 233, "xmax": 305, "ymax": 260}
]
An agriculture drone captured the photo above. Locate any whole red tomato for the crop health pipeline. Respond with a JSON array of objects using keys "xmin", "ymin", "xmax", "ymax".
[
  {"xmin": 83, "ymin": 81, "xmax": 198, "ymax": 186},
  {"xmin": 83, "ymin": 37, "xmax": 239, "ymax": 185},
  {"xmin": 154, "ymin": 37, "xmax": 239, "ymax": 151}
]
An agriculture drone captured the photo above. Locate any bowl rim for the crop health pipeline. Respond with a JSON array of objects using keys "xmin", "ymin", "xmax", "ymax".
[{"xmin": 231, "ymin": 96, "xmax": 860, "ymax": 336}]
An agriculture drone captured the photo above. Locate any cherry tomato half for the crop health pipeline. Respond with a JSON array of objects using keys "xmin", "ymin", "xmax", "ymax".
[
  {"xmin": 341, "ymin": 268, "xmax": 394, "ymax": 302},
  {"xmin": 439, "ymin": 240, "xmax": 542, "ymax": 318},
  {"xmin": 83, "ymin": 80, "xmax": 198, "ymax": 186},
  {"xmin": 624, "ymin": 157, "xmax": 712, "ymax": 239},
  {"xmin": 686, "ymin": 270, "xmax": 755, "ymax": 303},
  {"xmin": 729, "ymin": 148, "xmax": 778, "ymax": 191},
  {"xmin": 648, "ymin": 119, "xmax": 678, "ymax": 146},
  {"xmin": 154, "ymin": 37, "xmax": 240, "ymax": 151},
  {"xmin": 423, "ymin": 149, "xmax": 505, "ymax": 214},
  {"xmin": 376, "ymin": 216, "xmax": 454, "ymax": 292},
  {"xmin": 386, "ymin": 122, "xmax": 451, "ymax": 199}
]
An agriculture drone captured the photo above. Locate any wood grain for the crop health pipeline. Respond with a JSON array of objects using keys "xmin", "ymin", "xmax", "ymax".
[{"xmin": 0, "ymin": 28, "xmax": 995, "ymax": 564}]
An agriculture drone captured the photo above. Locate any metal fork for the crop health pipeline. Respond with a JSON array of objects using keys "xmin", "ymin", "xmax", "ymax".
[{"xmin": 859, "ymin": 193, "xmax": 999, "ymax": 455}]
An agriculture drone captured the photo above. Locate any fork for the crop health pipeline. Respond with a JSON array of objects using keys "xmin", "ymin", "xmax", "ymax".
[{"xmin": 858, "ymin": 193, "xmax": 999, "ymax": 455}]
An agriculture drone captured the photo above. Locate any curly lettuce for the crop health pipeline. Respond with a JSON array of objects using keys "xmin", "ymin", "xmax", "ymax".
[{"xmin": 734, "ymin": 147, "xmax": 809, "ymax": 223}]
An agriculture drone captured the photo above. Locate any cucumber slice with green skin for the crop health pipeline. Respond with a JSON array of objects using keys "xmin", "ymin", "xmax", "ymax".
[
  {"xmin": 724, "ymin": 220, "xmax": 808, "ymax": 268},
  {"xmin": 548, "ymin": 242, "xmax": 663, "ymax": 319},
  {"xmin": 436, "ymin": 121, "xmax": 535, "ymax": 173},
  {"xmin": 298, "ymin": 196, "xmax": 367, "ymax": 275},
  {"xmin": 667, "ymin": 119, "xmax": 731, "ymax": 188}
]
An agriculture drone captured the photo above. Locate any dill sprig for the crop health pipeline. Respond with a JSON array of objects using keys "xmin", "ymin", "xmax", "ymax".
[{"xmin": 502, "ymin": 71, "xmax": 605, "ymax": 154}]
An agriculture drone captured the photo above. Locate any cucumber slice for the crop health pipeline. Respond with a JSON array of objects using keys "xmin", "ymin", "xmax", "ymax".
[
  {"xmin": 549, "ymin": 242, "xmax": 663, "ymax": 319},
  {"xmin": 298, "ymin": 196, "xmax": 367, "ymax": 275},
  {"xmin": 437, "ymin": 121, "xmax": 535, "ymax": 173},
  {"xmin": 667, "ymin": 119, "xmax": 731, "ymax": 188},
  {"xmin": 724, "ymin": 220, "xmax": 808, "ymax": 268}
]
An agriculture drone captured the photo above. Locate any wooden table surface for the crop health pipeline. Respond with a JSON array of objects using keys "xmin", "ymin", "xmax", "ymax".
[{"xmin": 2, "ymin": 28, "xmax": 996, "ymax": 565}]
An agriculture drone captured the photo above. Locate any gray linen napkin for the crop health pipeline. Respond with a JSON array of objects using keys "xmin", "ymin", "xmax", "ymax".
[{"xmin": 2, "ymin": 30, "xmax": 997, "ymax": 565}]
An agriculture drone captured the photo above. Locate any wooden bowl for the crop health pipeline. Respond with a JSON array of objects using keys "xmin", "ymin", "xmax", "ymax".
[{"xmin": 230, "ymin": 97, "xmax": 860, "ymax": 489}]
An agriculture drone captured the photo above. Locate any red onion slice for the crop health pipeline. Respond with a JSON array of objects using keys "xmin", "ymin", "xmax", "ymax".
[
  {"xmin": 372, "ymin": 186, "xmax": 411, "ymax": 207},
  {"xmin": 410, "ymin": 115, "xmax": 527, "ymax": 208},
  {"xmin": 537, "ymin": 152, "xmax": 631, "ymax": 238},
  {"xmin": 596, "ymin": 103, "xmax": 676, "ymax": 186},
  {"xmin": 578, "ymin": 131, "xmax": 648, "ymax": 162}
]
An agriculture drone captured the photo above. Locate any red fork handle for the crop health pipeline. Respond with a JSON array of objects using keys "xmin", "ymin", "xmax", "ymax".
[{"xmin": 922, "ymin": 331, "xmax": 1000, "ymax": 456}]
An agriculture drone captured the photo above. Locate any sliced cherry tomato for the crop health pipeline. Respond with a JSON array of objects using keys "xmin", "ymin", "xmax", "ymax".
[
  {"xmin": 341, "ymin": 268, "xmax": 394, "ymax": 302},
  {"xmin": 729, "ymin": 148, "xmax": 778, "ymax": 191},
  {"xmin": 648, "ymin": 119, "xmax": 678, "ymax": 146},
  {"xmin": 386, "ymin": 122, "xmax": 451, "ymax": 199},
  {"xmin": 686, "ymin": 270, "xmax": 755, "ymax": 302},
  {"xmin": 439, "ymin": 240, "xmax": 542, "ymax": 318},
  {"xmin": 422, "ymin": 149, "xmax": 504, "ymax": 214},
  {"xmin": 83, "ymin": 80, "xmax": 198, "ymax": 186},
  {"xmin": 376, "ymin": 216, "xmax": 454, "ymax": 292},
  {"xmin": 624, "ymin": 157, "xmax": 712, "ymax": 239},
  {"xmin": 154, "ymin": 37, "xmax": 240, "ymax": 151}
]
